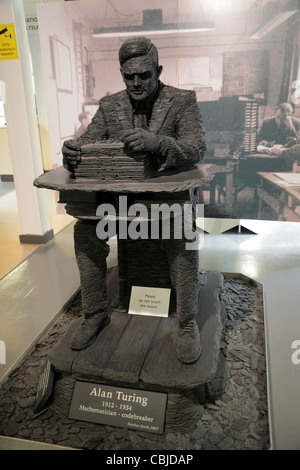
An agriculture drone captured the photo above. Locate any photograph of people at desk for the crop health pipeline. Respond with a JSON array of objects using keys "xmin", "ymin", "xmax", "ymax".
[
  {"xmin": 32, "ymin": 0, "xmax": 300, "ymax": 227},
  {"xmin": 201, "ymin": 99, "xmax": 300, "ymax": 222},
  {"xmin": 254, "ymin": 103, "xmax": 300, "ymax": 222},
  {"xmin": 256, "ymin": 103, "xmax": 300, "ymax": 157},
  {"xmin": 240, "ymin": 101, "xmax": 300, "ymax": 222}
]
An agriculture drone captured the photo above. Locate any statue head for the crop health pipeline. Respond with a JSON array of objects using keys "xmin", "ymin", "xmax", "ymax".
[{"xmin": 119, "ymin": 36, "xmax": 163, "ymax": 102}]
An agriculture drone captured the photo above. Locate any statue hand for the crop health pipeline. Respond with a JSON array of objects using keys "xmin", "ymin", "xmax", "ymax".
[
  {"xmin": 62, "ymin": 139, "xmax": 82, "ymax": 170},
  {"xmin": 121, "ymin": 129, "xmax": 160, "ymax": 154}
]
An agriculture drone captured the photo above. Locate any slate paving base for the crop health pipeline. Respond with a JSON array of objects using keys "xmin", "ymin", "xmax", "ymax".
[{"xmin": 0, "ymin": 276, "xmax": 270, "ymax": 450}]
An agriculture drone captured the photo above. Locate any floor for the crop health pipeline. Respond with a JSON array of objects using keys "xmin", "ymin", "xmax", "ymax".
[
  {"xmin": 0, "ymin": 182, "xmax": 73, "ymax": 279},
  {"xmin": 0, "ymin": 183, "xmax": 300, "ymax": 450}
]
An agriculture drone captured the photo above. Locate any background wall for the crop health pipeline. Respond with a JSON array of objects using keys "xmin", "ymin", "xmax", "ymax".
[{"xmin": 0, "ymin": 129, "xmax": 13, "ymax": 175}]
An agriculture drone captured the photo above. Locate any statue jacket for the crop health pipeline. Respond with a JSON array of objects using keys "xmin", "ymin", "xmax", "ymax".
[{"xmin": 75, "ymin": 81, "xmax": 206, "ymax": 171}]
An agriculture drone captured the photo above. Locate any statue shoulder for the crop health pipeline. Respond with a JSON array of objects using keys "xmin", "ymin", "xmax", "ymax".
[
  {"xmin": 159, "ymin": 84, "xmax": 197, "ymax": 107},
  {"xmin": 162, "ymin": 83, "xmax": 195, "ymax": 98},
  {"xmin": 98, "ymin": 90, "xmax": 127, "ymax": 107}
]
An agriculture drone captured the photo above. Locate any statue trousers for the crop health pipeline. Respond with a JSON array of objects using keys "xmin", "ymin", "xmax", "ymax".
[{"xmin": 74, "ymin": 217, "xmax": 200, "ymax": 324}]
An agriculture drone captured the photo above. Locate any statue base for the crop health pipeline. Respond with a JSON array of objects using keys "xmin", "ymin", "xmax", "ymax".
[{"xmin": 44, "ymin": 268, "xmax": 226, "ymax": 433}]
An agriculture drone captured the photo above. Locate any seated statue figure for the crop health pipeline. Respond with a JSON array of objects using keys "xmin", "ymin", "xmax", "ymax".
[{"xmin": 62, "ymin": 36, "xmax": 207, "ymax": 364}]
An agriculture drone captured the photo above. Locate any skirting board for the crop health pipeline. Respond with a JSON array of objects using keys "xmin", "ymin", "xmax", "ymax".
[
  {"xmin": 0, "ymin": 174, "xmax": 14, "ymax": 182},
  {"xmin": 19, "ymin": 229, "xmax": 54, "ymax": 245}
]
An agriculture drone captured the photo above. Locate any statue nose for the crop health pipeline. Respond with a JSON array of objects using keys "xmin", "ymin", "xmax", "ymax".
[{"xmin": 133, "ymin": 75, "xmax": 141, "ymax": 86}]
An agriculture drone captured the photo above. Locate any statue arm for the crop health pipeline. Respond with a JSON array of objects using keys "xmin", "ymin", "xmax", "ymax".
[
  {"xmin": 157, "ymin": 92, "xmax": 206, "ymax": 170},
  {"xmin": 62, "ymin": 101, "xmax": 109, "ymax": 171}
]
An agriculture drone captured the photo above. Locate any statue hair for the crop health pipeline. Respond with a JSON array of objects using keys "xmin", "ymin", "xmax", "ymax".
[{"xmin": 119, "ymin": 36, "xmax": 159, "ymax": 68}]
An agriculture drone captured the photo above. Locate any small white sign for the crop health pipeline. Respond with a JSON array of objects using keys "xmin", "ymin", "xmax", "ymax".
[
  {"xmin": 129, "ymin": 286, "xmax": 171, "ymax": 318},
  {"xmin": 0, "ymin": 340, "xmax": 6, "ymax": 364},
  {"xmin": 25, "ymin": 16, "xmax": 39, "ymax": 32}
]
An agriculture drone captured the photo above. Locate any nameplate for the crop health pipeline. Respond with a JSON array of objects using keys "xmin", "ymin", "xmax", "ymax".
[
  {"xmin": 69, "ymin": 382, "xmax": 167, "ymax": 434},
  {"xmin": 128, "ymin": 286, "xmax": 171, "ymax": 318}
]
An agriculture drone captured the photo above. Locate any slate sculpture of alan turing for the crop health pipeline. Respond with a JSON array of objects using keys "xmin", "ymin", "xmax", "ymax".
[{"xmin": 62, "ymin": 36, "xmax": 207, "ymax": 365}]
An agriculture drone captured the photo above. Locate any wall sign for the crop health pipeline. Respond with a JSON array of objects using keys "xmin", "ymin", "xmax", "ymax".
[
  {"xmin": 25, "ymin": 16, "xmax": 39, "ymax": 33},
  {"xmin": 69, "ymin": 381, "xmax": 167, "ymax": 434},
  {"xmin": 0, "ymin": 24, "xmax": 19, "ymax": 61}
]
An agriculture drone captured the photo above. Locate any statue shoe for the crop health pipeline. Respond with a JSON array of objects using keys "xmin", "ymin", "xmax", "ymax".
[
  {"xmin": 70, "ymin": 312, "xmax": 110, "ymax": 351},
  {"xmin": 177, "ymin": 319, "xmax": 202, "ymax": 364}
]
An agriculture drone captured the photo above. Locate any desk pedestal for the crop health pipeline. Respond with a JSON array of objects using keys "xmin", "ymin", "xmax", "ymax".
[
  {"xmin": 33, "ymin": 165, "xmax": 226, "ymax": 433},
  {"xmin": 48, "ymin": 267, "xmax": 226, "ymax": 433}
]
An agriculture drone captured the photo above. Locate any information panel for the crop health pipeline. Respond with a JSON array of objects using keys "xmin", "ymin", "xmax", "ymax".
[
  {"xmin": 69, "ymin": 381, "xmax": 167, "ymax": 434},
  {"xmin": 34, "ymin": 360, "xmax": 54, "ymax": 413},
  {"xmin": 0, "ymin": 24, "xmax": 19, "ymax": 61}
]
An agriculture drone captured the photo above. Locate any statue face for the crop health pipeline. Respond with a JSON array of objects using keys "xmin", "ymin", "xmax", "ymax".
[{"xmin": 121, "ymin": 55, "xmax": 162, "ymax": 101}]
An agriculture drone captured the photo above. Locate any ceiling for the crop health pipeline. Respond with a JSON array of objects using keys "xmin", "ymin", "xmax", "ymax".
[{"xmin": 68, "ymin": 0, "xmax": 261, "ymax": 30}]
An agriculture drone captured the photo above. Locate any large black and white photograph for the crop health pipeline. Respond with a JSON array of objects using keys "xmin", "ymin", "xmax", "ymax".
[
  {"xmin": 2, "ymin": 0, "xmax": 300, "ymax": 452},
  {"xmin": 36, "ymin": 0, "xmax": 300, "ymax": 222}
]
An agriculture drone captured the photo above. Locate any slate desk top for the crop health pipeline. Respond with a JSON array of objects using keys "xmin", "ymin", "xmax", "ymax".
[{"xmin": 34, "ymin": 164, "xmax": 217, "ymax": 195}]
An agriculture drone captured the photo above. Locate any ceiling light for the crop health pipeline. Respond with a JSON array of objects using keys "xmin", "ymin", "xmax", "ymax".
[
  {"xmin": 249, "ymin": 1, "xmax": 300, "ymax": 40},
  {"xmin": 250, "ymin": 9, "xmax": 298, "ymax": 38},
  {"xmin": 93, "ymin": 24, "xmax": 215, "ymax": 38},
  {"xmin": 93, "ymin": 9, "xmax": 215, "ymax": 39}
]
